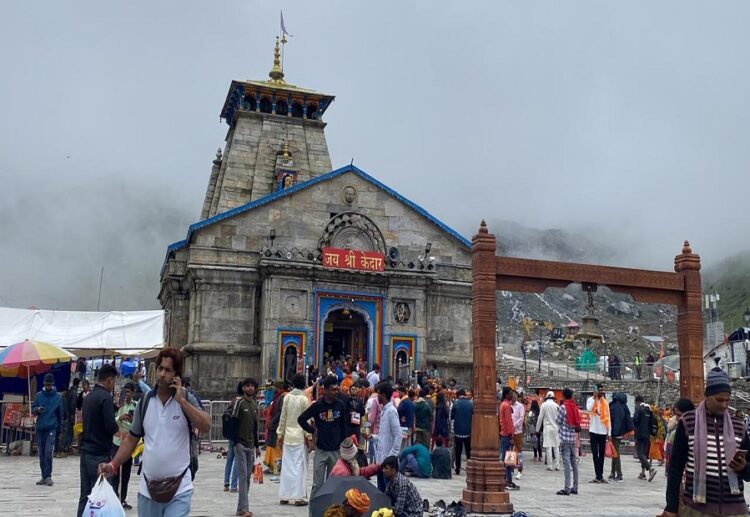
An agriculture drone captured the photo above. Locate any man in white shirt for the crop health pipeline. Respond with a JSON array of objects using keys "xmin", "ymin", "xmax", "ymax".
[
  {"xmin": 376, "ymin": 383, "xmax": 402, "ymax": 492},
  {"xmin": 585, "ymin": 383, "xmax": 611, "ymax": 483},
  {"xmin": 277, "ymin": 374, "xmax": 311, "ymax": 506},
  {"xmin": 536, "ymin": 391, "xmax": 561, "ymax": 471},
  {"xmin": 366, "ymin": 364, "xmax": 381, "ymax": 388},
  {"xmin": 99, "ymin": 349, "xmax": 210, "ymax": 516}
]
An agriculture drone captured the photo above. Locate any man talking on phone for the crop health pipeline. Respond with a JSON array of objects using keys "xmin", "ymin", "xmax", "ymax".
[
  {"xmin": 98, "ymin": 348, "xmax": 210, "ymax": 517},
  {"xmin": 658, "ymin": 367, "xmax": 750, "ymax": 517}
]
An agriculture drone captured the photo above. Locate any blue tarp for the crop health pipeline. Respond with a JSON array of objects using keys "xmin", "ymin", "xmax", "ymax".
[{"xmin": 0, "ymin": 362, "xmax": 72, "ymax": 399}]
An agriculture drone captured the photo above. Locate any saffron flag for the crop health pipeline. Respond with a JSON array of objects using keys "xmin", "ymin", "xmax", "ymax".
[{"xmin": 281, "ymin": 11, "xmax": 292, "ymax": 37}]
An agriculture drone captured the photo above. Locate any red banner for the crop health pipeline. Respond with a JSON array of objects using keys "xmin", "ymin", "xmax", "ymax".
[{"xmin": 321, "ymin": 247, "xmax": 385, "ymax": 272}]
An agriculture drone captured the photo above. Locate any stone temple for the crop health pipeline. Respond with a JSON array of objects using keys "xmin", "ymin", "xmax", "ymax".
[{"xmin": 159, "ymin": 40, "xmax": 473, "ymax": 399}]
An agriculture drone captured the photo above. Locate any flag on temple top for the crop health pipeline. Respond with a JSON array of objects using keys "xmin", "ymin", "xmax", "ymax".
[{"xmin": 280, "ymin": 11, "xmax": 292, "ymax": 37}]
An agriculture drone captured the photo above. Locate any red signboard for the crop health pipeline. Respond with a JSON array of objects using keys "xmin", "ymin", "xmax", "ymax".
[{"xmin": 321, "ymin": 247, "xmax": 385, "ymax": 272}]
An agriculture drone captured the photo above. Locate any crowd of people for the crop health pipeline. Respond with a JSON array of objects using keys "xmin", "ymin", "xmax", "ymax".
[
  {"xmin": 27, "ymin": 350, "xmax": 750, "ymax": 517},
  {"xmin": 220, "ymin": 360, "xmax": 473, "ymax": 517}
]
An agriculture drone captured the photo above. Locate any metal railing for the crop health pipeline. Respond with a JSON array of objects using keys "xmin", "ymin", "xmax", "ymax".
[{"xmin": 203, "ymin": 400, "xmax": 268, "ymax": 449}]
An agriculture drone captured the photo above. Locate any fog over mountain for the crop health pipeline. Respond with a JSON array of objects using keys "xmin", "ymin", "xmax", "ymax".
[{"xmin": 2, "ymin": 1, "xmax": 749, "ymax": 311}]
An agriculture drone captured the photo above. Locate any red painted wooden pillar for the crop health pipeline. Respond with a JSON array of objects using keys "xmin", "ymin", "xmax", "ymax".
[{"xmin": 462, "ymin": 221, "xmax": 513, "ymax": 514}]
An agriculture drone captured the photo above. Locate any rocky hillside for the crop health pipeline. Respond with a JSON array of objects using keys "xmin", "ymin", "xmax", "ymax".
[{"xmin": 478, "ymin": 220, "xmax": 749, "ymax": 367}]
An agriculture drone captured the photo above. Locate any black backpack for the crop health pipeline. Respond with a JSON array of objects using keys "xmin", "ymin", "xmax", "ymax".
[
  {"xmin": 137, "ymin": 390, "xmax": 199, "ymax": 480},
  {"xmin": 222, "ymin": 398, "xmax": 241, "ymax": 441},
  {"xmin": 649, "ymin": 411, "xmax": 659, "ymax": 437}
]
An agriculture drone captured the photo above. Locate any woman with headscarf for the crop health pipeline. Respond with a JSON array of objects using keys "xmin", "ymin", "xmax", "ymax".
[
  {"xmin": 331, "ymin": 437, "xmax": 381, "ymax": 478},
  {"xmin": 649, "ymin": 404, "xmax": 667, "ymax": 465},
  {"xmin": 263, "ymin": 381, "xmax": 286, "ymax": 478}
]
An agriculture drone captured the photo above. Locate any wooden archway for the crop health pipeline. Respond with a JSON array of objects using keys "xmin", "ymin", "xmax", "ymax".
[{"xmin": 463, "ymin": 221, "xmax": 704, "ymax": 514}]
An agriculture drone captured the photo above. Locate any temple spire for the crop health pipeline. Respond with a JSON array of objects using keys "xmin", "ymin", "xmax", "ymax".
[{"xmin": 268, "ymin": 37, "xmax": 285, "ymax": 83}]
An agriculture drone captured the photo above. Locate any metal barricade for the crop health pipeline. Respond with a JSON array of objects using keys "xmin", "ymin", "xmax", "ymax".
[{"xmin": 207, "ymin": 400, "xmax": 231, "ymax": 446}]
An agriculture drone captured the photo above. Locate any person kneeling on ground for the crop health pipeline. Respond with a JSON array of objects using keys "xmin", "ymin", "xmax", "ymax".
[
  {"xmin": 331, "ymin": 437, "xmax": 381, "ymax": 478},
  {"xmin": 382, "ymin": 455, "xmax": 423, "ymax": 517},
  {"xmin": 398, "ymin": 442, "xmax": 432, "ymax": 478}
]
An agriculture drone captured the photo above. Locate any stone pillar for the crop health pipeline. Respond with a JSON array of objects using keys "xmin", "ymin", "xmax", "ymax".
[
  {"xmin": 674, "ymin": 240, "xmax": 704, "ymax": 403},
  {"xmin": 462, "ymin": 221, "xmax": 513, "ymax": 514}
]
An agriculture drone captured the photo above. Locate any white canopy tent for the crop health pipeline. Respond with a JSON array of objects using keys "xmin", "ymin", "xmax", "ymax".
[{"xmin": 0, "ymin": 307, "xmax": 164, "ymax": 357}]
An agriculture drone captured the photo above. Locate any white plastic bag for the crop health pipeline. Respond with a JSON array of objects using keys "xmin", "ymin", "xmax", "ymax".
[{"xmin": 81, "ymin": 474, "xmax": 126, "ymax": 517}]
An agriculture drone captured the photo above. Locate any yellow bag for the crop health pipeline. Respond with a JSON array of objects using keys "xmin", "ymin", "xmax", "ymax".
[{"xmin": 73, "ymin": 423, "xmax": 83, "ymax": 436}]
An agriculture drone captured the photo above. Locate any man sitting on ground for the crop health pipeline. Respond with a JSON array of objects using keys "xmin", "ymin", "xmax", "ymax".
[{"xmin": 382, "ymin": 455, "xmax": 423, "ymax": 517}]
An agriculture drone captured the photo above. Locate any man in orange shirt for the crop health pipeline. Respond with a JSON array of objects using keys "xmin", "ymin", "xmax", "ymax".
[
  {"xmin": 340, "ymin": 368, "xmax": 354, "ymax": 394},
  {"xmin": 498, "ymin": 387, "xmax": 519, "ymax": 490}
]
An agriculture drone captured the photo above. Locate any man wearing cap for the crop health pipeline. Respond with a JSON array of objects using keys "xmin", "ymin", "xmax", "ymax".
[
  {"xmin": 31, "ymin": 372, "xmax": 64, "ymax": 486},
  {"xmin": 658, "ymin": 368, "xmax": 750, "ymax": 517},
  {"xmin": 536, "ymin": 390, "xmax": 561, "ymax": 471},
  {"xmin": 586, "ymin": 383, "xmax": 611, "ymax": 483}
]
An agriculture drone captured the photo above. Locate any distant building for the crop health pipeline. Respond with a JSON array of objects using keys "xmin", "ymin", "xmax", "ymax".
[{"xmin": 703, "ymin": 327, "xmax": 750, "ymax": 379}]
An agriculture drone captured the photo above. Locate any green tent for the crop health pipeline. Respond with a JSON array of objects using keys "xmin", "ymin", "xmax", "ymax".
[{"xmin": 576, "ymin": 348, "xmax": 597, "ymax": 372}]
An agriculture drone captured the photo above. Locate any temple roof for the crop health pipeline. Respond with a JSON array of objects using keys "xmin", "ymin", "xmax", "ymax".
[
  {"xmin": 163, "ymin": 164, "xmax": 471, "ymax": 271},
  {"xmin": 220, "ymin": 38, "xmax": 335, "ymax": 123}
]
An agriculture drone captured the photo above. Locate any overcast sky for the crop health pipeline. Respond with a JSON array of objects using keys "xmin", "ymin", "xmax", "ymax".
[{"xmin": 1, "ymin": 1, "xmax": 748, "ymax": 311}]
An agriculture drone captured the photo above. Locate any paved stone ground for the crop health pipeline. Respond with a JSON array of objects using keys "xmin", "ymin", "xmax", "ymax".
[{"xmin": 0, "ymin": 448, "xmax": 724, "ymax": 516}]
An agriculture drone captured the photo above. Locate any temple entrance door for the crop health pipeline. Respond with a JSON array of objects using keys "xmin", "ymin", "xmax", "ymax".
[
  {"xmin": 282, "ymin": 344, "xmax": 298, "ymax": 383},
  {"xmin": 322, "ymin": 309, "xmax": 368, "ymax": 366},
  {"xmin": 394, "ymin": 350, "xmax": 410, "ymax": 382}
]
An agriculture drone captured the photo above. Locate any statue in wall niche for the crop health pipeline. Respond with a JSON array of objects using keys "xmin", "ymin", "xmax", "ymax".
[
  {"xmin": 394, "ymin": 302, "xmax": 411, "ymax": 325},
  {"xmin": 282, "ymin": 174, "xmax": 294, "ymax": 189}
]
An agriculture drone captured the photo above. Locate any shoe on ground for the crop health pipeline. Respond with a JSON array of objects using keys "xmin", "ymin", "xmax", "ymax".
[
  {"xmin": 44, "ymin": 478, "xmax": 53, "ymax": 486},
  {"xmin": 589, "ymin": 478, "xmax": 600, "ymax": 484},
  {"xmin": 515, "ymin": 471, "xmax": 522, "ymax": 480},
  {"xmin": 224, "ymin": 485, "xmax": 230, "ymax": 492},
  {"xmin": 615, "ymin": 475, "xmax": 624, "ymax": 482},
  {"xmin": 569, "ymin": 488, "xmax": 578, "ymax": 495},
  {"xmin": 545, "ymin": 466, "xmax": 555, "ymax": 471},
  {"xmin": 280, "ymin": 500, "xmax": 289, "ymax": 505},
  {"xmin": 648, "ymin": 468, "xmax": 657, "ymax": 482},
  {"xmin": 556, "ymin": 489, "xmax": 570, "ymax": 496},
  {"xmin": 607, "ymin": 474, "xmax": 616, "ymax": 480},
  {"xmin": 35, "ymin": 479, "xmax": 45, "ymax": 486},
  {"xmin": 122, "ymin": 501, "xmax": 132, "ymax": 510},
  {"xmin": 294, "ymin": 500, "xmax": 308, "ymax": 507},
  {"xmin": 637, "ymin": 473, "xmax": 646, "ymax": 480},
  {"xmin": 598, "ymin": 478, "xmax": 608, "ymax": 484},
  {"xmin": 230, "ymin": 488, "xmax": 239, "ymax": 493},
  {"xmin": 506, "ymin": 482, "xmax": 520, "ymax": 490}
]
